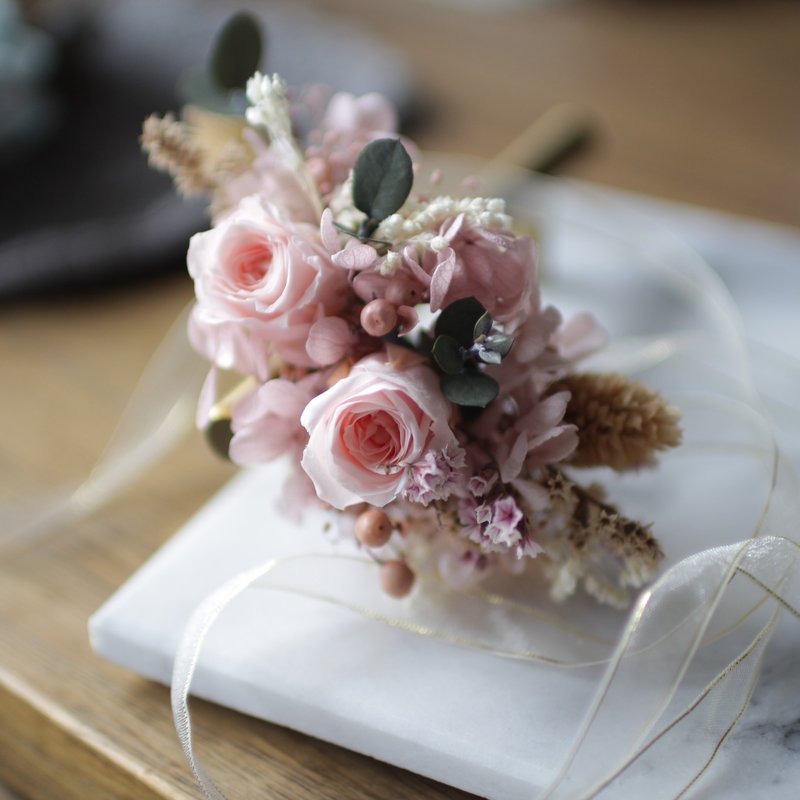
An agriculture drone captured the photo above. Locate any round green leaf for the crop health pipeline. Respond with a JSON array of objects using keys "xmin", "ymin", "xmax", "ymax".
[
  {"xmin": 434, "ymin": 297, "xmax": 486, "ymax": 346},
  {"xmin": 476, "ymin": 347, "xmax": 502, "ymax": 365},
  {"xmin": 473, "ymin": 311, "xmax": 493, "ymax": 340},
  {"xmin": 485, "ymin": 333, "xmax": 515, "ymax": 357},
  {"xmin": 352, "ymin": 139, "xmax": 414, "ymax": 223},
  {"xmin": 441, "ymin": 372, "xmax": 499, "ymax": 408},
  {"xmin": 205, "ymin": 418, "xmax": 233, "ymax": 460},
  {"xmin": 210, "ymin": 12, "xmax": 263, "ymax": 91},
  {"xmin": 432, "ymin": 335, "xmax": 465, "ymax": 375}
]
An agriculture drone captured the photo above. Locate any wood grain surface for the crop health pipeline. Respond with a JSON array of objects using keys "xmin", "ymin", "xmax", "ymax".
[{"xmin": 1, "ymin": 1, "xmax": 798, "ymax": 798}]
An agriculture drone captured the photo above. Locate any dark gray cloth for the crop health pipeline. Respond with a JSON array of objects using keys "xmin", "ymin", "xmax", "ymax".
[{"xmin": 1, "ymin": 0, "xmax": 413, "ymax": 301}]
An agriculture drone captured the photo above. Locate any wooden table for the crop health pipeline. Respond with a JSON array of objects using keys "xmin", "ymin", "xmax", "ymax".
[{"xmin": 1, "ymin": 1, "xmax": 798, "ymax": 798}]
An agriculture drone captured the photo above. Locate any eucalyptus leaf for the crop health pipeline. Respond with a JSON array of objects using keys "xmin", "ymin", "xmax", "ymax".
[
  {"xmin": 353, "ymin": 139, "xmax": 413, "ymax": 223},
  {"xmin": 473, "ymin": 311, "xmax": 492, "ymax": 340},
  {"xmin": 441, "ymin": 372, "xmax": 499, "ymax": 408},
  {"xmin": 432, "ymin": 335, "xmax": 465, "ymax": 375},
  {"xmin": 178, "ymin": 69, "xmax": 237, "ymax": 114},
  {"xmin": 210, "ymin": 12, "xmax": 262, "ymax": 91},
  {"xmin": 476, "ymin": 347, "xmax": 502, "ymax": 365},
  {"xmin": 485, "ymin": 333, "xmax": 515, "ymax": 357},
  {"xmin": 435, "ymin": 297, "xmax": 486, "ymax": 347},
  {"xmin": 205, "ymin": 418, "xmax": 233, "ymax": 460}
]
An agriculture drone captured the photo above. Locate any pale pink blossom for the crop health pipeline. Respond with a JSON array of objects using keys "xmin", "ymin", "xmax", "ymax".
[
  {"xmin": 229, "ymin": 377, "xmax": 315, "ymax": 465},
  {"xmin": 461, "ymin": 493, "xmax": 543, "ymax": 560},
  {"xmin": 305, "ymin": 92, "xmax": 401, "ymax": 195},
  {"xmin": 322, "ymin": 92, "xmax": 397, "ymax": 136},
  {"xmin": 331, "ymin": 240, "xmax": 379, "ymax": 271},
  {"xmin": 220, "ymin": 139, "xmax": 319, "ymax": 225},
  {"xmin": 188, "ymin": 305, "xmax": 272, "ymax": 379},
  {"xmin": 404, "ymin": 216, "xmax": 535, "ymax": 324},
  {"xmin": 438, "ymin": 546, "xmax": 493, "ymax": 589},
  {"xmin": 188, "ymin": 195, "xmax": 348, "ymax": 367},
  {"xmin": 300, "ymin": 353, "xmax": 459, "ymax": 509},
  {"xmin": 468, "ymin": 466, "xmax": 498, "ymax": 498},
  {"xmin": 551, "ymin": 312, "xmax": 608, "ymax": 362},
  {"xmin": 403, "ymin": 442, "xmax": 467, "ymax": 506},
  {"xmin": 483, "ymin": 495, "xmax": 524, "ymax": 549},
  {"xmin": 493, "ymin": 391, "xmax": 578, "ymax": 483}
]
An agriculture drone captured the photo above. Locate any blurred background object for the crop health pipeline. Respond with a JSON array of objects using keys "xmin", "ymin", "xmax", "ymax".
[
  {"xmin": 0, "ymin": 0, "xmax": 413, "ymax": 301},
  {"xmin": 0, "ymin": 0, "xmax": 57, "ymax": 158}
]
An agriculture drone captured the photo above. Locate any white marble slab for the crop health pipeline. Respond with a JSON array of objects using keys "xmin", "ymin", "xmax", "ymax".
[{"xmin": 90, "ymin": 184, "xmax": 800, "ymax": 798}]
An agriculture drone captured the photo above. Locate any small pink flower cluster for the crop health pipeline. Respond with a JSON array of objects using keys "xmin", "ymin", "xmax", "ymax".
[{"xmin": 187, "ymin": 74, "xmax": 608, "ymax": 597}]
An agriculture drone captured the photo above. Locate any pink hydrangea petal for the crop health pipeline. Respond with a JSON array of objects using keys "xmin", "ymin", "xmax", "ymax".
[
  {"xmin": 552, "ymin": 312, "xmax": 608, "ymax": 361},
  {"xmin": 499, "ymin": 432, "xmax": 528, "ymax": 483},
  {"xmin": 441, "ymin": 213, "xmax": 465, "ymax": 241},
  {"xmin": 403, "ymin": 244, "xmax": 432, "ymax": 287},
  {"xmin": 511, "ymin": 478, "xmax": 550, "ymax": 511},
  {"xmin": 526, "ymin": 425, "xmax": 579, "ymax": 465},
  {"xmin": 306, "ymin": 316, "xmax": 356, "ymax": 366},
  {"xmin": 332, "ymin": 241, "xmax": 378, "ymax": 270},
  {"xmin": 517, "ymin": 391, "xmax": 571, "ymax": 436},
  {"xmin": 429, "ymin": 249, "xmax": 456, "ymax": 311},
  {"xmin": 319, "ymin": 208, "xmax": 341, "ymax": 254}
]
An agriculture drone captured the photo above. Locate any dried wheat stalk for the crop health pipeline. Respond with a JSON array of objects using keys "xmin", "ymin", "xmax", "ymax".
[{"xmin": 555, "ymin": 372, "xmax": 682, "ymax": 471}]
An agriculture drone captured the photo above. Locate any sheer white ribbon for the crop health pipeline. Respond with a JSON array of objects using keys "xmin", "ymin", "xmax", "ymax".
[{"xmin": 0, "ymin": 305, "xmax": 206, "ymax": 556}]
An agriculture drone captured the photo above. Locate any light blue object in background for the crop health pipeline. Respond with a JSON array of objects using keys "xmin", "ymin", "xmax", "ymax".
[{"xmin": 0, "ymin": 0, "xmax": 58, "ymax": 158}]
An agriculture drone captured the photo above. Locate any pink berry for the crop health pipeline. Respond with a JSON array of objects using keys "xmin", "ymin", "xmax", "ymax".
[
  {"xmin": 360, "ymin": 299, "xmax": 398, "ymax": 337},
  {"xmin": 380, "ymin": 560, "xmax": 415, "ymax": 598},
  {"xmin": 355, "ymin": 509, "xmax": 393, "ymax": 548}
]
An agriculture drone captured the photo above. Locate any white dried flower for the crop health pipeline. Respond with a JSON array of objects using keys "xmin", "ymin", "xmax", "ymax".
[
  {"xmin": 379, "ymin": 250, "xmax": 403, "ymax": 276},
  {"xmin": 375, "ymin": 195, "xmax": 511, "ymax": 243},
  {"xmin": 245, "ymin": 71, "xmax": 321, "ymax": 217},
  {"xmin": 246, "ymin": 73, "xmax": 292, "ymax": 144}
]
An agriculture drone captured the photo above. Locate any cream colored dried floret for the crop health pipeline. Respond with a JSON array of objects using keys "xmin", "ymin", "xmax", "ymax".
[{"xmin": 375, "ymin": 195, "xmax": 511, "ymax": 243}]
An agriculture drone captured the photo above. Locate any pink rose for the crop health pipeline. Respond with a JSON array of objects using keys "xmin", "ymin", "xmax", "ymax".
[
  {"xmin": 300, "ymin": 353, "xmax": 461, "ymax": 509},
  {"xmin": 188, "ymin": 195, "xmax": 348, "ymax": 368}
]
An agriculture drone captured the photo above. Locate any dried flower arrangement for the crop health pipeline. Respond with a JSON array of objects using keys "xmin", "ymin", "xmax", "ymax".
[{"xmin": 143, "ymin": 13, "xmax": 681, "ymax": 608}]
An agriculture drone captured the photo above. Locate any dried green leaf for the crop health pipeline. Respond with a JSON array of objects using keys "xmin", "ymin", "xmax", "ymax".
[
  {"xmin": 210, "ymin": 12, "xmax": 263, "ymax": 91},
  {"xmin": 432, "ymin": 335, "xmax": 465, "ymax": 375},
  {"xmin": 473, "ymin": 311, "xmax": 492, "ymax": 340},
  {"xmin": 435, "ymin": 297, "xmax": 486, "ymax": 347},
  {"xmin": 485, "ymin": 333, "xmax": 515, "ymax": 357},
  {"xmin": 476, "ymin": 347, "xmax": 502, "ymax": 365},
  {"xmin": 205, "ymin": 418, "xmax": 233, "ymax": 460},
  {"xmin": 352, "ymin": 139, "xmax": 414, "ymax": 223},
  {"xmin": 441, "ymin": 372, "xmax": 499, "ymax": 408}
]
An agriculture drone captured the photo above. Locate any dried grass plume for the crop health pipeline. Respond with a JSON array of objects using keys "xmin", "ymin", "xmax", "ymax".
[
  {"xmin": 141, "ymin": 110, "xmax": 252, "ymax": 200},
  {"xmin": 556, "ymin": 372, "xmax": 682, "ymax": 471}
]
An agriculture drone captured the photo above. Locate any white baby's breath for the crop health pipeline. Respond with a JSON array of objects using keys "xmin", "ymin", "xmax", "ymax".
[
  {"xmin": 245, "ymin": 71, "xmax": 322, "ymax": 217},
  {"xmin": 245, "ymin": 72, "xmax": 293, "ymax": 151},
  {"xmin": 375, "ymin": 195, "xmax": 512, "ymax": 243},
  {"xmin": 379, "ymin": 250, "xmax": 403, "ymax": 276}
]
